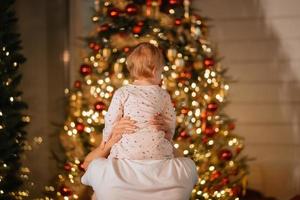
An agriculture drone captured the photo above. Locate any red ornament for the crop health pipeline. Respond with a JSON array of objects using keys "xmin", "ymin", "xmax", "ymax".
[
  {"xmin": 64, "ymin": 162, "xmax": 72, "ymax": 171},
  {"xmin": 125, "ymin": 4, "xmax": 138, "ymax": 15},
  {"xmin": 108, "ymin": 8, "xmax": 121, "ymax": 18},
  {"xmin": 221, "ymin": 177, "xmax": 230, "ymax": 185},
  {"xmin": 93, "ymin": 44, "xmax": 101, "ymax": 51},
  {"xmin": 169, "ymin": 0, "xmax": 179, "ymax": 5},
  {"xmin": 133, "ymin": 25, "xmax": 142, "ymax": 34},
  {"xmin": 236, "ymin": 146, "xmax": 243, "ymax": 154},
  {"xmin": 89, "ymin": 42, "xmax": 96, "ymax": 49},
  {"xmin": 80, "ymin": 64, "xmax": 92, "ymax": 76},
  {"xmin": 210, "ymin": 170, "xmax": 221, "ymax": 181},
  {"xmin": 180, "ymin": 71, "xmax": 192, "ymax": 79},
  {"xmin": 76, "ymin": 123, "xmax": 85, "ymax": 132},
  {"xmin": 210, "ymin": 184, "xmax": 223, "ymax": 193},
  {"xmin": 203, "ymin": 124, "xmax": 216, "ymax": 137},
  {"xmin": 207, "ymin": 102, "xmax": 218, "ymax": 112},
  {"xmin": 180, "ymin": 107, "xmax": 189, "ymax": 114},
  {"xmin": 228, "ymin": 122, "xmax": 235, "ymax": 130},
  {"xmin": 74, "ymin": 80, "xmax": 81, "ymax": 89},
  {"xmin": 230, "ymin": 185, "xmax": 242, "ymax": 196},
  {"xmin": 123, "ymin": 46, "xmax": 130, "ymax": 53},
  {"xmin": 219, "ymin": 149, "xmax": 233, "ymax": 161},
  {"xmin": 200, "ymin": 111, "xmax": 207, "ymax": 121},
  {"xmin": 98, "ymin": 23, "xmax": 110, "ymax": 32},
  {"xmin": 88, "ymin": 42, "xmax": 101, "ymax": 51},
  {"xmin": 60, "ymin": 185, "xmax": 72, "ymax": 196},
  {"xmin": 180, "ymin": 130, "xmax": 189, "ymax": 138},
  {"xmin": 174, "ymin": 18, "xmax": 182, "ymax": 26},
  {"xmin": 203, "ymin": 58, "xmax": 214, "ymax": 68},
  {"xmin": 94, "ymin": 101, "xmax": 106, "ymax": 112},
  {"xmin": 177, "ymin": 77, "xmax": 186, "ymax": 84},
  {"xmin": 201, "ymin": 136, "xmax": 209, "ymax": 144}
]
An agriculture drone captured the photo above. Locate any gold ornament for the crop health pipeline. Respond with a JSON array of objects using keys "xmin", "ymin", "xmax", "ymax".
[
  {"xmin": 191, "ymin": 25, "xmax": 201, "ymax": 39},
  {"xmin": 193, "ymin": 60, "xmax": 203, "ymax": 70},
  {"xmin": 165, "ymin": 78, "xmax": 177, "ymax": 89},
  {"xmin": 167, "ymin": 48, "xmax": 177, "ymax": 62},
  {"xmin": 175, "ymin": 57, "xmax": 185, "ymax": 67},
  {"xmin": 111, "ymin": 73, "xmax": 124, "ymax": 87},
  {"xmin": 98, "ymin": 60, "xmax": 108, "ymax": 71},
  {"xmin": 102, "ymin": 48, "xmax": 111, "ymax": 59},
  {"xmin": 189, "ymin": 46, "xmax": 197, "ymax": 55},
  {"xmin": 151, "ymin": 0, "xmax": 160, "ymax": 18},
  {"xmin": 111, "ymin": 0, "xmax": 127, "ymax": 10},
  {"xmin": 210, "ymin": 151, "xmax": 220, "ymax": 165},
  {"xmin": 70, "ymin": 92, "xmax": 82, "ymax": 117},
  {"xmin": 113, "ymin": 62, "xmax": 123, "ymax": 73},
  {"xmin": 184, "ymin": 0, "xmax": 190, "ymax": 19}
]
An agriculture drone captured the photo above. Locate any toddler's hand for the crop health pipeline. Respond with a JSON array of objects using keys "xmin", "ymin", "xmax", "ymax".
[
  {"xmin": 149, "ymin": 112, "xmax": 172, "ymax": 141},
  {"xmin": 113, "ymin": 116, "xmax": 138, "ymax": 134}
]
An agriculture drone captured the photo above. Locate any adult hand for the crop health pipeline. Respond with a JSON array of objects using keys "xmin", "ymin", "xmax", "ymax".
[
  {"xmin": 82, "ymin": 116, "xmax": 137, "ymax": 170},
  {"xmin": 105, "ymin": 116, "xmax": 137, "ymax": 147},
  {"xmin": 102, "ymin": 116, "xmax": 138, "ymax": 151}
]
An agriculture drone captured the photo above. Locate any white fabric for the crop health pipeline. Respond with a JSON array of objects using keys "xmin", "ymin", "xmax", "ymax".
[{"xmin": 81, "ymin": 157, "xmax": 198, "ymax": 200}]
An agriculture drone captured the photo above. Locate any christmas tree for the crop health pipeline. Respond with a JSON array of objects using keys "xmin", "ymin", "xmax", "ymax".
[
  {"xmin": 0, "ymin": 0, "xmax": 31, "ymax": 199},
  {"xmin": 53, "ymin": 0, "xmax": 249, "ymax": 199}
]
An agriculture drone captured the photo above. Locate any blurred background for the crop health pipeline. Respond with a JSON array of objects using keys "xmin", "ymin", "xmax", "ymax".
[{"xmin": 5, "ymin": 0, "xmax": 300, "ymax": 199}]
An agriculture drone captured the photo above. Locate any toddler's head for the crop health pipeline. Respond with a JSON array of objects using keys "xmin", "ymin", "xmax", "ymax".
[{"xmin": 126, "ymin": 42, "xmax": 164, "ymax": 84}]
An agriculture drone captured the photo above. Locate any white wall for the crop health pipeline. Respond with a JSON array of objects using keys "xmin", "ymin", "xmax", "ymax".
[
  {"xmin": 15, "ymin": 0, "xmax": 68, "ymax": 197},
  {"xmin": 193, "ymin": 0, "xmax": 300, "ymax": 199},
  {"xmin": 69, "ymin": 0, "xmax": 95, "ymax": 85}
]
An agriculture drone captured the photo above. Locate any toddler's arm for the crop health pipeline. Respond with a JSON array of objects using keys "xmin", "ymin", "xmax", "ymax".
[
  {"xmin": 162, "ymin": 92, "xmax": 176, "ymax": 139},
  {"xmin": 83, "ymin": 89, "xmax": 125, "ymax": 170},
  {"xmin": 82, "ymin": 116, "xmax": 137, "ymax": 170},
  {"xmin": 82, "ymin": 132, "xmax": 121, "ymax": 170},
  {"xmin": 82, "ymin": 140, "xmax": 112, "ymax": 171},
  {"xmin": 102, "ymin": 88, "xmax": 125, "ymax": 143}
]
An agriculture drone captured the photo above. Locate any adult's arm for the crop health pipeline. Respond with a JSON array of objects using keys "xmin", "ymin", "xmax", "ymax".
[{"xmin": 82, "ymin": 116, "xmax": 137, "ymax": 170}]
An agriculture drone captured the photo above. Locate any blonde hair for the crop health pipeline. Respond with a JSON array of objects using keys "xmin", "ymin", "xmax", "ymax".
[{"xmin": 126, "ymin": 42, "xmax": 164, "ymax": 79}]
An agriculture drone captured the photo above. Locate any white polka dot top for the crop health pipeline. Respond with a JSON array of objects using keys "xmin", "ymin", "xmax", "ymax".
[{"xmin": 103, "ymin": 83, "xmax": 176, "ymax": 160}]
